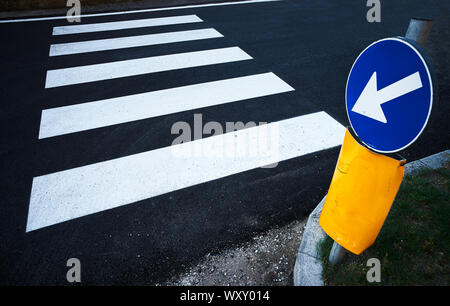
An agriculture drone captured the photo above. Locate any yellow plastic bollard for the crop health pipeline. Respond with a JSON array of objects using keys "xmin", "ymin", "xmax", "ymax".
[{"xmin": 319, "ymin": 128, "xmax": 406, "ymax": 255}]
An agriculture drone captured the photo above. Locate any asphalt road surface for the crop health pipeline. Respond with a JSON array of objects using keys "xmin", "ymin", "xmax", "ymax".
[{"xmin": 1, "ymin": 0, "xmax": 449, "ymax": 285}]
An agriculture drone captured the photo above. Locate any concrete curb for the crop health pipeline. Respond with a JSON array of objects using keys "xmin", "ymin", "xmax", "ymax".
[
  {"xmin": 403, "ymin": 150, "xmax": 450, "ymax": 175},
  {"xmin": 293, "ymin": 195, "xmax": 327, "ymax": 286},
  {"xmin": 293, "ymin": 149, "xmax": 449, "ymax": 286}
]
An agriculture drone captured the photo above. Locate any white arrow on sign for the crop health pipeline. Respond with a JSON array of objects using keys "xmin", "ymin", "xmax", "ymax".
[{"xmin": 351, "ymin": 71, "xmax": 423, "ymax": 123}]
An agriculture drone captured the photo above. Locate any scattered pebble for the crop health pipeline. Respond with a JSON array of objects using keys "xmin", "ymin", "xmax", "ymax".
[{"xmin": 164, "ymin": 219, "xmax": 307, "ymax": 286}]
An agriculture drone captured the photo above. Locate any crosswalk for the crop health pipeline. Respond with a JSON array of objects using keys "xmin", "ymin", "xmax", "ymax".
[
  {"xmin": 39, "ymin": 72, "xmax": 293, "ymax": 138},
  {"xmin": 27, "ymin": 11, "xmax": 346, "ymax": 232},
  {"xmin": 49, "ymin": 28, "xmax": 223, "ymax": 56},
  {"xmin": 45, "ymin": 47, "xmax": 252, "ymax": 87},
  {"xmin": 52, "ymin": 15, "xmax": 203, "ymax": 35}
]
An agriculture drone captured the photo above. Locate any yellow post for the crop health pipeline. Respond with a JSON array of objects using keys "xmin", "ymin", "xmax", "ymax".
[{"xmin": 319, "ymin": 128, "xmax": 406, "ymax": 255}]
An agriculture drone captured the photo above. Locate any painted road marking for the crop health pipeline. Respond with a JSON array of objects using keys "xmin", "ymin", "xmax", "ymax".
[
  {"xmin": 0, "ymin": 0, "xmax": 280, "ymax": 23},
  {"xmin": 39, "ymin": 73, "xmax": 294, "ymax": 138},
  {"xmin": 49, "ymin": 28, "xmax": 224, "ymax": 56},
  {"xmin": 52, "ymin": 15, "xmax": 203, "ymax": 35},
  {"xmin": 45, "ymin": 47, "xmax": 253, "ymax": 88},
  {"xmin": 27, "ymin": 111, "xmax": 345, "ymax": 232}
]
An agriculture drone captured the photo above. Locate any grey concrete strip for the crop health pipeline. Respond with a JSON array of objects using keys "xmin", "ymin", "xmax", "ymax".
[
  {"xmin": 293, "ymin": 149, "xmax": 449, "ymax": 286},
  {"xmin": 405, "ymin": 150, "xmax": 450, "ymax": 175},
  {"xmin": 293, "ymin": 196, "xmax": 326, "ymax": 286}
]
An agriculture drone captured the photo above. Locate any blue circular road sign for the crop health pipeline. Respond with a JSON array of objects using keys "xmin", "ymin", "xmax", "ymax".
[{"xmin": 346, "ymin": 37, "xmax": 433, "ymax": 153}]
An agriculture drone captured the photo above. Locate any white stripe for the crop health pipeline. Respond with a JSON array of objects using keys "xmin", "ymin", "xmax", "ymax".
[
  {"xmin": 45, "ymin": 47, "xmax": 252, "ymax": 88},
  {"xmin": 27, "ymin": 112, "xmax": 345, "ymax": 232},
  {"xmin": 0, "ymin": 0, "xmax": 280, "ymax": 23},
  {"xmin": 49, "ymin": 28, "xmax": 223, "ymax": 56},
  {"xmin": 52, "ymin": 15, "xmax": 202, "ymax": 35},
  {"xmin": 39, "ymin": 73, "xmax": 294, "ymax": 138}
]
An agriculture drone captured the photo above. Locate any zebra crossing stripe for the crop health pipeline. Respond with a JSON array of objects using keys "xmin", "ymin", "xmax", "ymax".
[
  {"xmin": 49, "ymin": 28, "xmax": 224, "ymax": 56},
  {"xmin": 39, "ymin": 72, "xmax": 294, "ymax": 138},
  {"xmin": 45, "ymin": 47, "xmax": 253, "ymax": 88},
  {"xmin": 27, "ymin": 111, "xmax": 345, "ymax": 232},
  {"xmin": 52, "ymin": 15, "xmax": 203, "ymax": 35}
]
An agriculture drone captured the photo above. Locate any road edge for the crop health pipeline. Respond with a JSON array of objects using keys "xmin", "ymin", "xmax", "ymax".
[
  {"xmin": 293, "ymin": 149, "xmax": 450, "ymax": 286},
  {"xmin": 0, "ymin": 0, "xmax": 263, "ymax": 21}
]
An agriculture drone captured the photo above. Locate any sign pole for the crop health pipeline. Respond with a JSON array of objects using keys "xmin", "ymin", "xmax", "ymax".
[
  {"xmin": 405, "ymin": 18, "xmax": 433, "ymax": 47},
  {"xmin": 327, "ymin": 17, "xmax": 433, "ymax": 265},
  {"xmin": 328, "ymin": 240, "xmax": 347, "ymax": 265}
]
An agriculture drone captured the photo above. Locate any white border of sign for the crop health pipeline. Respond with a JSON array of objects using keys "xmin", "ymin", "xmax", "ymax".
[{"xmin": 345, "ymin": 37, "xmax": 433, "ymax": 153}]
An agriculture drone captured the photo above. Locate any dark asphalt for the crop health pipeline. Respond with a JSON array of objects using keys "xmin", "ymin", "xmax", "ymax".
[{"xmin": 0, "ymin": 0, "xmax": 449, "ymax": 285}]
